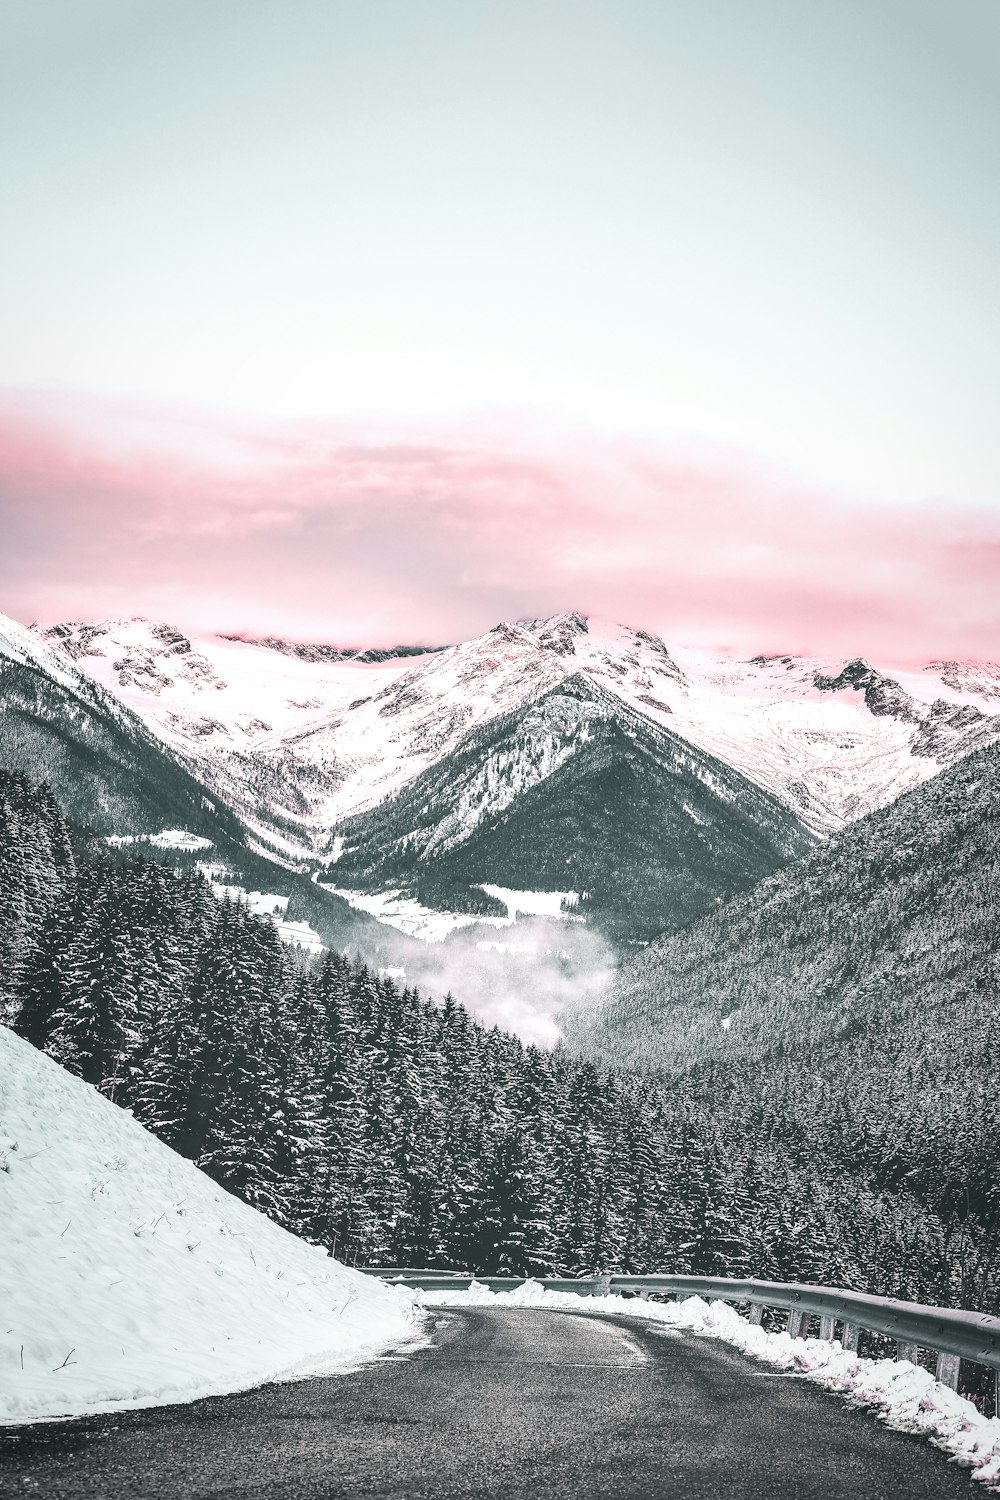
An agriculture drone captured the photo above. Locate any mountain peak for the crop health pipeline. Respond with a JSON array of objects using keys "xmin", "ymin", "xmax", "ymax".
[
  {"xmin": 814, "ymin": 658, "xmax": 922, "ymax": 724},
  {"xmin": 517, "ymin": 611, "xmax": 590, "ymax": 655}
]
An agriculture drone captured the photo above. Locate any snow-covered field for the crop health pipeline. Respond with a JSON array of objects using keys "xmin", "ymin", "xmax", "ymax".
[
  {"xmin": 0, "ymin": 1027, "xmax": 421, "ymax": 1425},
  {"xmin": 321, "ymin": 886, "xmax": 511, "ymax": 942},
  {"xmin": 419, "ymin": 1282, "xmax": 1000, "ymax": 1490},
  {"xmin": 323, "ymin": 885, "xmax": 583, "ymax": 943},
  {"xmin": 206, "ymin": 881, "xmax": 325, "ymax": 953},
  {"xmin": 106, "ymin": 829, "xmax": 214, "ymax": 852},
  {"xmin": 479, "ymin": 886, "xmax": 581, "ymax": 921},
  {"xmin": 272, "ymin": 916, "xmax": 325, "ymax": 953}
]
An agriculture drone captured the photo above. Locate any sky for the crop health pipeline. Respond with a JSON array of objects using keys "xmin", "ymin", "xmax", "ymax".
[{"xmin": 1, "ymin": 0, "xmax": 999, "ymax": 658}]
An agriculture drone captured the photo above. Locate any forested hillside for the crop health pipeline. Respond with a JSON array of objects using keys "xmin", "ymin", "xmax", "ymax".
[
  {"xmin": 567, "ymin": 738, "xmax": 1000, "ymax": 1290},
  {"xmin": 0, "ymin": 637, "xmax": 242, "ymax": 844},
  {"xmin": 3, "ymin": 769, "xmax": 997, "ymax": 1312},
  {"xmin": 331, "ymin": 674, "xmax": 815, "ymax": 942}
]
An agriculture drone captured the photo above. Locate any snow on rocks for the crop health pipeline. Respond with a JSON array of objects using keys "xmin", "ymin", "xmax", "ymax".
[
  {"xmin": 0, "ymin": 1027, "xmax": 421, "ymax": 1424},
  {"xmin": 418, "ymin": 1282, "xmax": 1000, "ymax": 1489}
]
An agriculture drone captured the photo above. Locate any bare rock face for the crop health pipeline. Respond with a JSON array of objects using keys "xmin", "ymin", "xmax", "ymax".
[
  {"xmin": 911, "ymin": 698, "xmax": 993, "ymax": 760},
  {"xmin": 531, "ymin": 612, "xmax": 590, "ymax": 656},
  {"xmin": 926, "ymin": 660, "xmax": 1000, "ymax": 702},
  {"xmin": 41, "ymin": 621, "xmax": 109, "ymax": 660},
  {"xmin": 814, "ymin": 658, "xmax": 923, "ymax": 722},
  {"xmin": 814, "ymin": 657, "xmax": 1000, "ymax": 766},
  {"xmin": 42, "ymin": 620, "xmax": 226, "ymax": 697}
]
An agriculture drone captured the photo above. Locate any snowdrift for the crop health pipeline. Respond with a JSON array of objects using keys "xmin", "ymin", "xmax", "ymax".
[{"xmin": 0, "ymin": 1026, "xmax": 420, "ymax": 1424}]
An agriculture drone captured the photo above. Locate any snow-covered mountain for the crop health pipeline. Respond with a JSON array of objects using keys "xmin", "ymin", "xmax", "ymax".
[
  {"xmin": 0, "ymin": 613, "xmax": 407, "ymax": 961},
  {"xmin": 330, "ymin": 671, "xmax": 815, "ymax": 942},
  {"xmin": 21, "ymin": 607, "xmax": 1000, "ymax": 942},
  {"xmin": 0, "ymin": 612, "xmax": 243, "ymax": 844},
  {"xmin": 40, "ymin": 611, "xmax": 1000, "ymax": 837}
]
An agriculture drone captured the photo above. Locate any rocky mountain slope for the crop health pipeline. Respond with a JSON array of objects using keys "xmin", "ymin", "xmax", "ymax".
[
  {"xmin": 41, "ymin": 611, "xmax": 1000, "ymax": 838},
  {"xmin": 0, "ymin": 614, "xmax": 241, "ymax": 843},
  {"xmin": 567, "ymin": 730, "xmax": 1000, "ymax": 1123}
]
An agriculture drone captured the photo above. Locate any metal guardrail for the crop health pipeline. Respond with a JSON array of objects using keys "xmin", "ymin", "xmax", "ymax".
[{"xmin": 360, "ymin": 1268, "xmax": 1000, "ymax": 1401}]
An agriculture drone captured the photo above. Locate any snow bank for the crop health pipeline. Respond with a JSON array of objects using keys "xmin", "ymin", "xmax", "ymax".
[
  {"xmin": 0, "ymin": 1027, "xmax": 421, "ymax": 1425},
  {"xmin": 419, "ymin": 1282, "xmax": 1000, "ymax": 1489}
]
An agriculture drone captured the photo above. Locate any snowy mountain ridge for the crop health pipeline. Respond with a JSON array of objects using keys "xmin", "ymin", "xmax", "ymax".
[
  {"xmin": 35, "ymin": 610, "xmax": 1000, "ymax": 858},
  {"xmin": 218, "ymin": 633, "xmax": 446, "ymax": 665}
]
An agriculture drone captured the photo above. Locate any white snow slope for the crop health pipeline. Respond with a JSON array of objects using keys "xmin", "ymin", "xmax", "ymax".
[
  {"xmin": 35, "ymin": 610, "xmax": 1000, "ymax": 856},
  {"xmin": 421, "ymin": 1282, "xmax": 1000, "ymax": 1490},
  {"xmin": 0, "ymin": 1026, "xmax": 421, "ymax": 1424}
]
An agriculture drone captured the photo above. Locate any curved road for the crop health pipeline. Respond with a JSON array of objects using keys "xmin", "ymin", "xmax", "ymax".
[{"xmin": 0, "ymin": 1307, "xmax": 977, "ymax": 1499}]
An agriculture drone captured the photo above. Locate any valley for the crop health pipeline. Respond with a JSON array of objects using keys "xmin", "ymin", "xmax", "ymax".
[{"xmin": 6, "ymin": 605, "xmax": 1000, "ymax": 1040}]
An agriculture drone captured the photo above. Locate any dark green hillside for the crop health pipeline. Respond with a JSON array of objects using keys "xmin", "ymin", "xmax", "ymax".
[
  {"xmin": 0, "ymin": 655, "xmax": 241, "ymax": 842},
  {"xmin": 332, "ymin": 675, "xmax": 816, "ymax": 942},
  {"xmin": 567, "ymin": 737, "xmax": 1000, "ymax": 1242}
]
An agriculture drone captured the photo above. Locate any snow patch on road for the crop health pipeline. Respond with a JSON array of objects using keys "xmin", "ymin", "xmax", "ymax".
[
  {"xmin": 0, "ymin": 1027, "xmax": 420, "ymax": 1425},
  {"xmin": 419, "ymin": 1282, "xmax": 1000, "ymax": 1489}
]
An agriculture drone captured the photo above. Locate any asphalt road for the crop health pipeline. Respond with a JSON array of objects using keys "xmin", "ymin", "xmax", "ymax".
[{"xmin": 0, "ymin": 1306, "xmax": 979, "ymax": 1499}]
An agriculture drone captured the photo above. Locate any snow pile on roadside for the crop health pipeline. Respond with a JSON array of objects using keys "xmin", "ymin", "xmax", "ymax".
[
  {"xmin": 419, "ymin": 1281, "xmax": 1000, "ymax": 1489},
  {"xmin": 0, "ymin": 1027, "xmax": 421, "ymax": 1425}
]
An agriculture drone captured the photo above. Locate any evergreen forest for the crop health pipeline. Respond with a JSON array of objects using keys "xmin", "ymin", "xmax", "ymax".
[{"xmin": 3, "ymin": 768, "xmax": 997, "ymax": 1316}]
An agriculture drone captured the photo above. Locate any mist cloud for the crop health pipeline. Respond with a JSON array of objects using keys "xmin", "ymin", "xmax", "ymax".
[{"xmin": 379, "ymin": 917, "xmax": 618, "ymax": 1049}]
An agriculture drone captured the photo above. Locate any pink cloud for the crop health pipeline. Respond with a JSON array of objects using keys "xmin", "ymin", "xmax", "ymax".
[{"xmin": 1, "ymin": 386, "xmax": 999, "ymax": 663}]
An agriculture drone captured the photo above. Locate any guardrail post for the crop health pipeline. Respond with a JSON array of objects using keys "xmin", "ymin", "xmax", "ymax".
[
  {"xmin": 592, "ymin": 1274, "xmax": 612, "ymax": 1297},
  {"xmin": 749, "ymin": 1303, "xmax": 763, "ymax": 1326},
  {"xmin": 787, "ymin": 1309, "xmax": 807, "ymax": 1339},
  {"xmin": 841, "ymin": 1323, "xmax": 860, "ymax": 1352},
  {"xmin": 819, "ymin": 1315, "xmax": 836, "ymax": 1341},
  {"xmin": 897, "ymin": 1341, "xmax": 921, "ymax": 1364},
  {"xmin": 935, "ymin": 1352, "xmax": 960, "ymax": 1390}
]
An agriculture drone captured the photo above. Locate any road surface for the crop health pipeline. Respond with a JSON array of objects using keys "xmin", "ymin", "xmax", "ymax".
[{"xmin": 0, "ymin": 1306, "xmax": 978, "ymax": 1498}]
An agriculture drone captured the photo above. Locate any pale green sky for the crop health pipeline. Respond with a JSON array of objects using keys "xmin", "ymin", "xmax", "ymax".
[{"xmin": 2, "ymin": 0, "xmax": 999, "ymax": 508}]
